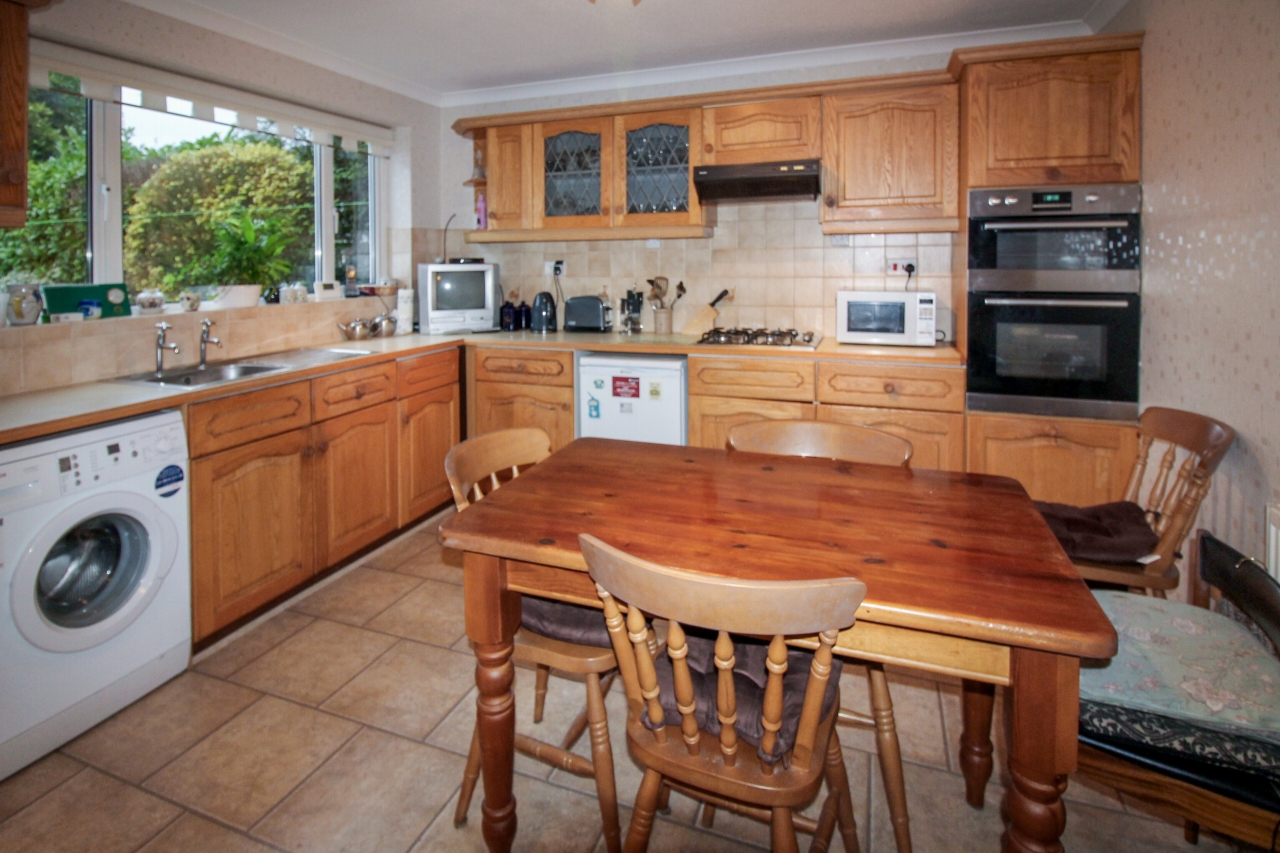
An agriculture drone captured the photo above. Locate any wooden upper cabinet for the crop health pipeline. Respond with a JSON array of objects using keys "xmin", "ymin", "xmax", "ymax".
[
  {"xmin": 963, "ymin": 50, "xmax": 1140, "ymax": 187},
  {"xmin": 821, "ymin": 84, "xmax": 959, "ymax": 232},
  {"xmin": 701, "ymin": 97, "xmax": 821, "ymax": 165},
  {"xmin": 533, "ymin": 117, "xmax": 614, "ymax": 229},
  {"xmin": 613, "ymin": 109, "xmax": 702, "ymax": 228},
  {"xmin": 485, "ymin": 125, "xmax": 533, "ymax": 230},
  {"xmin": 0, "ymin": 1, "xmax": 30, "ymax": 228}
]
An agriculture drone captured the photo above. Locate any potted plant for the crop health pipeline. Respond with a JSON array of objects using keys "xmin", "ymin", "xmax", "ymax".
[{"xmin": 207, "ymin": 212, "xmax": 292, "ymax": 308}]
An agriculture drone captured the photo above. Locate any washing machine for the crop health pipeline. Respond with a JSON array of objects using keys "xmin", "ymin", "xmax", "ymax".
[{"xmin": 0, "ymin": 410, "xmax": 191, "ymax": 780}]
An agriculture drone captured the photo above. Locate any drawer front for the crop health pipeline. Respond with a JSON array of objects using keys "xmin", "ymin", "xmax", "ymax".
[
  {"xmin": 474, "ymin": 347, "xmax": 573, "ymax": 387},
  {"xmin": 688, "ymin": 357, "xmax": 815, "ymax": 402},
  {"xmin": 312, "ymin": 362, "xmax": 397, "ymax": 421},
  {"xmin": 816, "ymin": 362, "xmax": 964, "ymax": 412},
  {"xmin": 188, "ymin": 381, "xmax": 312, "ymax": 457},
  {"xmin": 398, "ymin": 348, "xmax": 460, "ymax": 398}
]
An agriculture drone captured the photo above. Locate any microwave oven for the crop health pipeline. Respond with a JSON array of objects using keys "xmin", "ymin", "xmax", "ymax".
[
  {"xmin": 836, "ymin": 291, "xmax": 938, "ymax": 346},
  {"xmin": 417, "ymin": 263, "xmax": 501, "ymax": 334}
]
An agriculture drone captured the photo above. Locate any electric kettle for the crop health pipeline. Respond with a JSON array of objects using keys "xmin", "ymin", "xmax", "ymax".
[{"xmin": 531, "ymin": 291, "xmax": 557, "ymax": 333}]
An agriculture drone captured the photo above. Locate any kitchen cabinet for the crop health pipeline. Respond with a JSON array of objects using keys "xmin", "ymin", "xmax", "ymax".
[
  {"xmin": 961, "ymin": 50, "xmax": 1141, "ymax": 187},
  {"xmin": 187, "ymin": 381, "xmax": 312, "ymax": 458},
  {"xmin": 688, "ymin": 356, "xmax": 815, "ymax": 403},
  {"xmin": 533, "ymin": 117, "xmax": 614, "ymax": 230},
  {"xmin": 313, "ymin": 401, "xmax": 400, "ymax": 568},
  {"xmin": 398, "ymin": 349, "xmax": 461, "ymax": 526},
  {"xmin": 0, "ymin": 1, "xmax": 47, "ymax": 228},
  {"xmin": 817, "ymin": 404, "xmax": 965, "ymax": 471},
  {"xmin": 816, "ymin": 361, "xmax": 965, "ymax": 413},
  {"xmin": 474, "ymin": 347, "xmax": 573, "ymax": 386},
  {"xmin": 473, "ymin": 380, "xmax": 575, "ymax": 451},
  {"xmin": 966, "ymin": 412, "xmax": 1138, "ymax": 505},
  {"xmin": 190, "ymin": 427, "xmax": 315, "ymax": 640},
  {"xmin": 821, "ymin": 84, "xmax": 959, "ymax": 232},
  {"xmin": 688, "ymin": 395, "xmax": 814, "ymax": 450},
  {"xmin": 485, "ymin": 125, "xmax": 534, "ymax": 230},
  {"xmin": 612, "ymin": 108, "xmax": 703, "ymax": 229},
  {"xmin": 701, "ymin": 97, "xmax": 821, "ymax": 165},
  {"xmin": 311, "ymin": 361, "xmax": 396, "ymax": 421}
]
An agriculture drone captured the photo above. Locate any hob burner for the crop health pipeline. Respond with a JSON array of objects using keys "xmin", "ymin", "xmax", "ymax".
[{"xmin": 696, "ymin": 328, "xmax": 822, "ymax": 349}]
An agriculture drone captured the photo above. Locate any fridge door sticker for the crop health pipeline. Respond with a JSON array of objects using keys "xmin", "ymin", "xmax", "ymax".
[
  {"xmin": 593, "ymin": 378, "xmax": 605, "ymax": 389},
  {"xmin": 620, "ymin": 402, "xmax": 633, "ymax": 414},
  {"xmin": 612, "ymin": 376, "xmax": 640, "ymax": 398},
  {"xmin": 588, "ymin": 395, "xmax": 601, "ymax": 419},
  {"xmin": 648, "ymin": 382, "xmax": 662, "ymax": 400}
]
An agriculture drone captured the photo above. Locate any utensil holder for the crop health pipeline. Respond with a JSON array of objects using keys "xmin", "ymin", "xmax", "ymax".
[{"xmin": 653, "ymin": 307, "xmax": 673, "ymax": 335}]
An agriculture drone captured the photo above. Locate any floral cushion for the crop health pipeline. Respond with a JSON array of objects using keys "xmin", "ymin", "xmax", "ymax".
[{"xmin": 1081, "ymin": 590, "xmax": 1280, "ymax": 746}]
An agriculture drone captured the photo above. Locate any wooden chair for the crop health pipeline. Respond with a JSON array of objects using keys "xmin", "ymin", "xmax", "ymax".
[
  {"xmin": 1044, "ymin": 407, "xmax": 1235, "ymax": 595},
  {"xmin": 1077, "ymin": 531, "xmax": 1280, "ymax": 848},
  {"xmin": 445, "ymin": 428, "xmax": 623, "ymax": 853},
  {"xmin": 726, "ymin": 419, "xmax": 913, "ymax": 468},
  {"xmin": 726, "ymin": 418, "xmax": 914, "ymax": 852},
  {"xmin": 580, "ymin": 533, "xmax": 867, "ymax": 853}
]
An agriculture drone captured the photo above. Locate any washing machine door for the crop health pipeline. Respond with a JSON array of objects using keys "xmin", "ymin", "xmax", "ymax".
[{"xmin": 11, "ymin": 491, "xmax": 179, "ymax": 653}]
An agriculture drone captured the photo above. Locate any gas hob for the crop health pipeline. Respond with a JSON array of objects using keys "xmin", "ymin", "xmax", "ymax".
[{"xmin": 696, "ymin": 328, "xmax": 823, "ymax": 350}]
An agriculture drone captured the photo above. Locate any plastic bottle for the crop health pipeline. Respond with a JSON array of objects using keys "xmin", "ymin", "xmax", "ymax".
[{"xmin": 476, "ymin": 192, "xmax": 488, "ymax": 230}]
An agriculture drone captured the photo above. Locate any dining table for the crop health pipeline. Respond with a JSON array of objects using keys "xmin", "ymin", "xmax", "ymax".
[{"xmin": 437, "ymin": 437, "xmax": 1118, "ymax": 853}]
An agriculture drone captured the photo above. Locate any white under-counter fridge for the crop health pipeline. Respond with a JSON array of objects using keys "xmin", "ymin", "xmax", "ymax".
[{"xmin": 575, "ymin": 353, "xmax": 687, "ymax": 446}]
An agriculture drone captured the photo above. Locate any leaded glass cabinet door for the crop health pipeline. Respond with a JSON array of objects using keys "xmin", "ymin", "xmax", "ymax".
[
  {"xmin": 534, "ymin": 118, "xmax": 613, "ymax": 230},
  {"xmin": 613, "ymin": 109, "xmax": 703, "ymax": 228}
]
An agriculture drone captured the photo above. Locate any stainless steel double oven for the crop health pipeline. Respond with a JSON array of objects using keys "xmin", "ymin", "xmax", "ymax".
[{"xmin": 966, "ymin": 184, "xmax": 1141, "ymax": 420}]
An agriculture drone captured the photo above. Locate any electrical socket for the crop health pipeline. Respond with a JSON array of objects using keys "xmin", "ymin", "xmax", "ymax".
[
  {"xmin": 887, "ymin": 257, "xmax": 916, "ymax": 274},
  {"xmin": 544, "ymin": 260, "xmax": 565, "ymax": 276}
]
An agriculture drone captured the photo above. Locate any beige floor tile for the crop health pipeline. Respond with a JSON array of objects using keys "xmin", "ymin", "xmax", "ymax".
[
  {"xmin": 428, "ymin": 668, "xmax": 593, "ymax": 782},
  {"xmin": 63, "ymin": 673, "xmax": 261, "ymax": 783},
  {"xmin": 609, "ymin": 810, "xmax": 765, "ymax": 853},
  {"xmin": 322, "ymin": 640, "xmax": 476, "ymax": 740},
  {"xmin": 870, "ymin": 759, "xmax": 1005, "ymax": 853},
  {"xmin": 0, "ymin": 768, "xmax": 180, "ymax": 853},
  {"xmin": 230, "ymin": 618, "xmax": 398, "ymax": 706},
  {"xmin": 292, "ymin": 567, "xmax": 423, "ymax": 626},
  {"xmin": 0, "ymin": 753, "xmax": 83, "ymax": 822},
  {"xmin": 395, "ymin": 544, "xmax": 465, "ymax": 585},
  {"xmin": 143, "ymin": 695, "xmax": 359, "ymax": 829},
  {"xmin": 367, "ymin": 579, "xmax": 468, "ymax": 647},
  {"xmin": 1061, "ymin": 800, "xmax": 1234, "ymax": 853},
  {"xmin": 412, "ymin": 774, "xmax": 604, "ymax": 853},
  {"xmin": 138, "ymin": 812, "xmax": 277, "ymax": 853},
  {"xmin": 255, "ymin": 729, "xmax": 464, "ymax": 853},
  {"xmin": 837, "ymin": 665, "xmax": 949, "ymax": 769},
  {"xmin": 1062, "ymin": 772, "xmax": 1127, "ymax": 813},
  {"xmin": 364, "ymin": 529, "xmax": 436, "ymax": 572},
  {"xmin": 196, "ymin": 611, "xmax": 316, "ymax": 678}
]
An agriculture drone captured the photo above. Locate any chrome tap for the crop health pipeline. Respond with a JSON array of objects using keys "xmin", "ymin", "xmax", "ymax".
[
  {"xmin": 200, "ymin": 318, "xmax": 222, "ymax": 369},
  {"xmin": 154, "ymin": 322, "xmax": 179, "ymax": 376}
]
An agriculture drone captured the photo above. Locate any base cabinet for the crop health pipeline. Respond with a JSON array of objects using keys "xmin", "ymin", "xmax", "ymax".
[
  {"xmin": 313, "ymin": 401, "xmax": 400, "ymax": 568},
  {"xmin": 399, "ymin": 384, "xmax": 460, "ymax": 526},
  {"xmin": 190, "ymin": 428, "xmax": 315, "ymax": 640},
  {"xmin": 688, "ymin": 395, "xmax": 814, "ymax": 450},
  {"xmin": 473, "ymin": 380, "xmax": 575, "ymax": 450},
  {"xmin": 966, "ymin": 412, "xmax": 1138, "ymax": 505},
  {"xmin": 818, "ymin": 404, "xmax": 965, "ymax": 471}
]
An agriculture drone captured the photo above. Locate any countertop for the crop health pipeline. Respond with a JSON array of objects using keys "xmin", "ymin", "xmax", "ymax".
[{"xmin": 0, "ymin": 331, "xmax": 962, "ymax": 447}]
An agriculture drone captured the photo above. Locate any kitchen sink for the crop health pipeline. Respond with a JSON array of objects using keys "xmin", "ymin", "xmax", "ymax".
[{"xmin": 120, "ymin": 362, "xmax": 289, "ymax": 387}]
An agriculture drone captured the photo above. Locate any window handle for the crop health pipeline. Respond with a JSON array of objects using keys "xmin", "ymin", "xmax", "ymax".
[{"xmin": 333, "ymin": 208, "xmax": 340, "ymax": 234}]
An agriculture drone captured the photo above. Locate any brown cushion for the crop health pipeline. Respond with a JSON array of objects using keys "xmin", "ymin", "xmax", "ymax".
[
  {"xmin": 641, "ymin": 632, "xmax": 842, "ymax": 766},
  {"xmin": 521, "ymin": 598, "xmax": 612, "ymax": 648},
  {"xmin": 1035, "ymin": 500, "xmax": 1160, "ymax": 565}
]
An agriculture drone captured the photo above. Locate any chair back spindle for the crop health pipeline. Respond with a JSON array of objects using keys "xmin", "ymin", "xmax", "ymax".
[{"xmin": 714, "ymin": 631, "xmax": 738, "ymax": 766}]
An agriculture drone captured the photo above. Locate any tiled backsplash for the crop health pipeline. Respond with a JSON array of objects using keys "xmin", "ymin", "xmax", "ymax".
[
  {"xmin": 0, "ymin": 297, "xmax": 393, "ymax": 397},
  {"xmin": 442, "ymin": 200, "xmax": 955, "ymax": 336}
]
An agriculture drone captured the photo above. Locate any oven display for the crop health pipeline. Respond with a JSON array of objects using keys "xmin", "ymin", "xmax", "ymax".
[{"xmin": 847, "ymin": 302, "xmax": 905, "ymax": 335}]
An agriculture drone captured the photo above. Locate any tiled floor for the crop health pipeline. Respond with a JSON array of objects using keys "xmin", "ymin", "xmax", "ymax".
[{"xmin": 0, "ymin": 512, "xmax": 1249, "ymax": 853}]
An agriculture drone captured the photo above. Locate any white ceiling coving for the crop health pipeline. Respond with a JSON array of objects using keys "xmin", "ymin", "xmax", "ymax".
[{"xmin": 114, "ymin": 0, "xmax": 1132, "ymax": 107}]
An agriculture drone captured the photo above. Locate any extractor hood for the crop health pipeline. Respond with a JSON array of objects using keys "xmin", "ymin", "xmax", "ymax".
[{"xmin": 692, "ymin": 159, "xmax": 820, "ymax": 202}]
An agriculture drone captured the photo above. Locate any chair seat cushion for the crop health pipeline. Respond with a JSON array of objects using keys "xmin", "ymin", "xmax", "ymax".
[
  {"xmin": 520, "ymin": 598, "xmax": 612, "ymax": 649},
  {"xmin": 1081, "ymin": 590, "xmax": 1280, "ymax": 761},
  {"xmin": 1035, "ymin": 500, "xmax": 1160, "ymax": 565},
  {"xmin": 640, "ymin": 632, "xmax": 842, "ymax": 766}
]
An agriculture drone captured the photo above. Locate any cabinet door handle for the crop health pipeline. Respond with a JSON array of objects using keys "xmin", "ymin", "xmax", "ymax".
[
  {"xmin": 317, "ymin": 441, "xmax": 329, "ymax": 454},
  {"xmin": 704, "ymin": 143, "xmax": 714, "ymax": 153},
  {"xmin": 302, "ymin": 445, "xmax": 315, "ymax": 458},
  {"xmin": 824, "ymin": 196, "xmax": 836, "ymax": 208},
  {"xmin": 883, "ymin": 382, "xmax": 897, "ymax": 394}
]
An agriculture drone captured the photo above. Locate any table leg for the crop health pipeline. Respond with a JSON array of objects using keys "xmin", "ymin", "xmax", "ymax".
[
  {"xmin": 1002, "ymin": 648, "xmax": 1079, "ymax": 853},
  {"xmin": 464, "ymin": 552, "xmax": 522, "ymax": 853},
  {"xmin": 960, "ymin": 679, "xmax": 996, "ymax": 809}
]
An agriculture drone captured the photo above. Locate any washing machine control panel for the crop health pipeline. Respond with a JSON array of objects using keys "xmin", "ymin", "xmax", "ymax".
[{"xmin": 0, "ymin": 422, "xmax": 187, "ymax": 512}]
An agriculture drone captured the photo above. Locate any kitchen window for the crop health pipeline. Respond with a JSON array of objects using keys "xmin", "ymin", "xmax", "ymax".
[{"xmin": 9, "ymin": 48, "xmax": 392, "ymax": 300}]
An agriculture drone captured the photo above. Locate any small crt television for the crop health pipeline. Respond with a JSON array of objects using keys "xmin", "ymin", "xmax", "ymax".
[{"xmin": 418, "ymin": 262, "xmax": 500, "ymax": 334}]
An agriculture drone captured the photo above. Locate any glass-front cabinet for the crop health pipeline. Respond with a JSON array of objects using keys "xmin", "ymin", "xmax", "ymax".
[
  {"xmin": 613, "ymin": 109, "xmax": 703, "ymax": 228},
  {"xmin": 533, "ymin": 118, "xmax": 613, "ymax": 229}
]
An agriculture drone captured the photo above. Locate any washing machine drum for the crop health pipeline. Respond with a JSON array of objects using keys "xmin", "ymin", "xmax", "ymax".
[{"xmin": 13, "ymin": 492, "xmax": 179, "ymax": 653}]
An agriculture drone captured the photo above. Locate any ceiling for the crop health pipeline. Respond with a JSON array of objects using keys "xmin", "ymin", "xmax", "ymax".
[{"xmin": 115, "ymin": 0, "xmax": 1130, "ymax": 107}]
